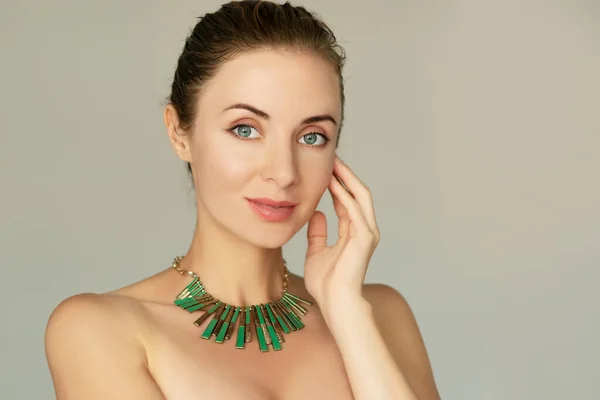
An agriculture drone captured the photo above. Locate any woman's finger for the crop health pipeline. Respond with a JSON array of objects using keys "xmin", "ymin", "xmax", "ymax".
[
  {"xmin": 306, "ymin": 210, "xmax": 328, "ymax": 256},
  {"xmin": 329, "ymin": 176, "xmax": 347, "ymax": 218},
  {"xmin": 328, "ymin": 174, "xmax": 374, "ymax": 242},
  {"xmin": 332, "ymin": 157, "xmax": 379, "ymax": 237},
  {"xmin": 328, "ymin": 183, "xmax": 350, "ymax": 244}
]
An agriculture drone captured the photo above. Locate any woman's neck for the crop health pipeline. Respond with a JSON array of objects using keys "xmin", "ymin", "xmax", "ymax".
[{"xmin": 179, "ymin": 220, "xmax": 287, "ymax": 307}]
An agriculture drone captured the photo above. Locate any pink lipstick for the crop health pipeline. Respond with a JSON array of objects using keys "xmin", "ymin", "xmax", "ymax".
[{"xmin": 245, "ymin": 197, "xmax": 298, "ymax": 222}]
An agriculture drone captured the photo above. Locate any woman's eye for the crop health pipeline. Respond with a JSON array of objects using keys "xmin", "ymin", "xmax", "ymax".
[
  {"xmin": 230, "ymin": 124, "xmax": 260, "ymax": 139},
  {"xmin": 299, "ymin": 132, "xmax": 328, "ymax": 146}
]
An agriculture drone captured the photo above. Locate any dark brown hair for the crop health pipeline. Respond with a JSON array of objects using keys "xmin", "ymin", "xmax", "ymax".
[{"xmin": 167, "ymin": 0, "xmax": 347, "ymax": 178}]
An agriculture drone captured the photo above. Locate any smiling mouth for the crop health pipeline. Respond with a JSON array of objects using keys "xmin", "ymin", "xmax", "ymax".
[
  {"xmin": 245, "ymin": 197, "xmax": 298, "ymax": 207},
  {"xmin": 245, "ymin": 197, "xmax": 298, "ymax": 222}
]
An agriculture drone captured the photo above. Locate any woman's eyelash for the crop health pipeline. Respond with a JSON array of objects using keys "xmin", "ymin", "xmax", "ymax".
[
  {"xmin": 228, "ymin": 123, "xmax": 259, "ymax": 139},
  {"xmin": 227, "ymin": 124, "xmax": 329, "ymax": 146},
  {"xmin": 230, "ymin": 123, "xmax": 257, "ymax": 130},
  {"xmin": 300, "ymin": 132, "xmax": 330, "ymax": 146}
]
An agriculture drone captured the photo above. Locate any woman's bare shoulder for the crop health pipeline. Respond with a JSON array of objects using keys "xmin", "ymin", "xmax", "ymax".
[
  {"xmin": 44, "ymin": 291, "xmax": 146, "ymax": 364},
  {"xmin": 107, "ymin": 267, "xmax": 185, "ymax": 304},
  {"xmin": 45, "ymin": 267, "xmax": 185, "ymax": 354},
  {"xmin": 361, "ymin": 283, "xmax": 426, "ymax": 349},
  {"xmin": 362, "ymin": 283, "xmax": 441, "ymax": 399},
  {"xmin": 46, "ymin": 267, "xmax": 176, "ymax": 330},
  {"xmin": 47, "ymin": 291, "xmax": 143, "ymax": 329},
  {"xmin": 45, "ymin": 292, "xmax": 165, "ymax": 399},
  {"xmin": 44, "ymin": 271, "xmax": 170, "ymax": 370}
]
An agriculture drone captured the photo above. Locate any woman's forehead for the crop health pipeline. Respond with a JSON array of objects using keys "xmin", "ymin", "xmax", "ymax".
[{"xmin": 197, "ymin": 50, "xmax": 342, "ymax": 120}]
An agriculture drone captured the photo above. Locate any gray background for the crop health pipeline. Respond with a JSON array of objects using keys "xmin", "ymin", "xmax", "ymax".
[{"xmin": 1, "ymin": 0, "xmax": 599, "ymax": 399}]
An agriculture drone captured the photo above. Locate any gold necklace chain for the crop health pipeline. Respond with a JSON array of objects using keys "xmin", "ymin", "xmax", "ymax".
[{"xmin": 171, "ymin": 255, "xmax": 290, "ymax": 295}]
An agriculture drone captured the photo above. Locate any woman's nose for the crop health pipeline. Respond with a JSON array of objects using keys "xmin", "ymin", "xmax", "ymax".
[{"xmin": 260, "ymin": 142, "xmax": 299, "ymax": 189}]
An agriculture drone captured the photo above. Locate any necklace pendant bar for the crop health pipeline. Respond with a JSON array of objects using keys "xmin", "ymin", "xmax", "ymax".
[
  {"xmin": 277, "ymin": 299, "xmax": 304, "ymax": 329},
  {"xmin": 273, "ymin": 300, "xmax": 299, "ymax": 331},
  {"xmin": 266, "ymin": 302, "xmax": 288, "ymax": 338},
  {"xmin": 236, "ymin": 307, "xmax": 249, "ymax": 349},
  {"xmin": 193, "ymin": 301, "xmax": 222, "ymax": 327},
  {"xmin": 259, "ymin": 304, "xmax": 282, "ymax": 351},
  {"xmin": 284, "ymin": 292, "xmax": 313, "ymax": 306},
  {"xmin": 252, "ymin": 306, "xmax": 269, "ymax": 352},
  {"xmin": 201, "ymin": 303, "xmax": 225, "ymax": 338},
  {"xmin": 282, "ymin": 294, "xmax": 308, "ymax": 315},
  {"xmin": 226, "ymin": 307, "xmax": 240, "ymax": 340},
  {"xmin": 176, "ymin": 277, "xmax": 199, "ymax": 299},
  {"xmin": 213, "ymin": 304, "xmax": 230, "ymax": 337},
  {"xmin": 245, "ymin": 307, "xmax": 253, "ymax": 343},
  {"xmin": 215, "ymin": 305, "xmax": 233, "ymax": 343}
]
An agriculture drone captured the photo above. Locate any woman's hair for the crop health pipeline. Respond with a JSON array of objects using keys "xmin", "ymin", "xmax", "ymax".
[{"xmin": 167, "ymin": 0, "xmax": 347, "ymax": 178}]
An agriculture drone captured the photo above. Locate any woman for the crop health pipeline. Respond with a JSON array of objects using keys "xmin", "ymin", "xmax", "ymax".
[{"xmin": 45, "ymin": 1, "xmax": 440, "ymax": 399}]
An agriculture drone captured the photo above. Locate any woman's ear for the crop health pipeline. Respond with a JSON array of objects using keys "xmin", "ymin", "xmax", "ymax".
[{"xmin": 164, "ymin": 104, "xmax": 193, "ymax": 163}]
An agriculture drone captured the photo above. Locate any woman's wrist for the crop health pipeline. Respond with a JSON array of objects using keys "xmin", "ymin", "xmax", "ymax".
[{"xmin": 319, "ymin": 292, "xmax": 373, "ymax": 335}]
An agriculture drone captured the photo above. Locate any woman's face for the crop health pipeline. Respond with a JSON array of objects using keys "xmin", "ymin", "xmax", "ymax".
[{"xmin": 186, "ymin": 49, "xmax": 342, "ymax": 248}]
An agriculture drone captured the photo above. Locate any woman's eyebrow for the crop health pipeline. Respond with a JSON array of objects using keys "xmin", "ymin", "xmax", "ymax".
[
  {"xmin": 301, "ymin": 114, "xmax": 337, "ymax": 126},
  {"xmin": 223, "ymin": 103, "xmax": 270, "ymax": 120},
  {"xmin": 223, "ymin": 103, "xmax": 337, "ymax": 126}
]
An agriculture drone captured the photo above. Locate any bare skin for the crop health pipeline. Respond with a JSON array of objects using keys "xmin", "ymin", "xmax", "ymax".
[
  {"xmin": 45, "ymin": 49, "xmax": 440, "ymax": 399},
  {"xmin": 46, "ymin": 271, "xmax": 437, "ymax": 399},
  {"xmin": 115, "ymin": 271, "xmax": 352, "ymax": 399}
]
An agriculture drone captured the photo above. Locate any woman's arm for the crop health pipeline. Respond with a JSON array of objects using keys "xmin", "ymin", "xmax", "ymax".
[
  {"xmin": 322, "ymin": 285, "xmax": 440, "ymax": 400},
  {"xmin": 45, "ymin": 294, "xmax": 165, "ymax": 400}
]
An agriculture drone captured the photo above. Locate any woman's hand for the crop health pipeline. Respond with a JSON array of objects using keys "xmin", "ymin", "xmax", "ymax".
[
  {"xmin": 303, "ymin": 156, "xmax": 380, "ymax": 311},
  {"xmin": 302, "ymin": 157, "xmax": 439, "ymax": 400}
]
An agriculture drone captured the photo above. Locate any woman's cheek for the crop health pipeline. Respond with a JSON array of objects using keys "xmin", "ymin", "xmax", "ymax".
[
  {"xmin": 201, "ymin": 134, "xmax": 256, "ymax": 182},
  {"xmin": 303, "ymin": 159, "xmax": 333, "ymax": 200}
]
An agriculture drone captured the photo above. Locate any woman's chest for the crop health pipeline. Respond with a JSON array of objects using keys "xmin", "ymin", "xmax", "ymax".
[{"xmin": 143, "ymin": 306, "xmax": 355, "ymax": 400}]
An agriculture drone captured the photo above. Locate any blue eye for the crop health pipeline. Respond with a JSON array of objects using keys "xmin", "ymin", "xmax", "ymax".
[
  {"xmin": 230, "ymin": 124, "xmax": 260, "ymax": 139},
  {"xmin": 299, "ymin": 132, "xmax": 328, "ymax": 146}
]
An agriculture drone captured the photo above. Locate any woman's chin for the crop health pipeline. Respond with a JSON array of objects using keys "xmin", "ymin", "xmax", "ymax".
[
  {"xmin": 216, "ymin": 209, "xmax": 310, "ymax": 249},
  {"xmin": 243, "ymin": 221, "xmax": 304, "ymax": 249},
  {"xmin": 248, "ymin": 231, "xmax": 296, "ymax": 249}
]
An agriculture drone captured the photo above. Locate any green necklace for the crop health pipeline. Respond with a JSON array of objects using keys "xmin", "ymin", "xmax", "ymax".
[{"xmin": 172, "ymin": 256, "xmax": 313, "ymax": 352}]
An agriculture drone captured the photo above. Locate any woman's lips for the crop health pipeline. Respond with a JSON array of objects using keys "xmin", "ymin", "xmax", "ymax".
[{"xmin": 245, "ymin": 197, "xmax": 298, "ymax": 222}]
